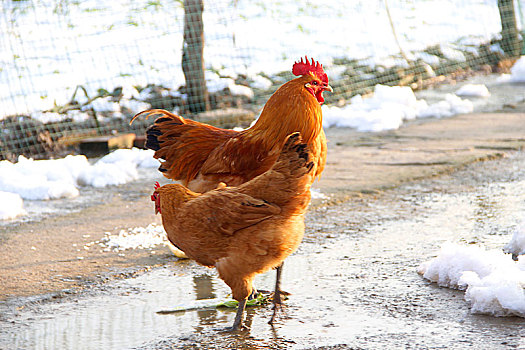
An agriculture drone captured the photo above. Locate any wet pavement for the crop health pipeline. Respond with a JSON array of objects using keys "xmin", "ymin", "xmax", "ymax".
[{"xmin": 1, "ymin": 149, "xmax": 525, "ymax": 349}]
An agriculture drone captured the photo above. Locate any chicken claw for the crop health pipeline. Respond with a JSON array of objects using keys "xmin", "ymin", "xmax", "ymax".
[{"xmin": 222, "ymin": 298, "xmax": 248, "ymax": 332}]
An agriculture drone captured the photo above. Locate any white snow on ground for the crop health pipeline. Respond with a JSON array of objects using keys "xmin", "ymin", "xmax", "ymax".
[
  {"xmin": 509, "ymin": 56, "xmax": 525, "ymax": 83},
  {"xmin": 250, "ymin": 75, "xmax": 273, "ymax": 90},
  {"xmin": 0, "ymin": 155, "xmax": 84, "ymax": 200},
  {"xmin": 31, "ymin": 111, "xmax": 92, "ymax": 124},
  {"xmin": 498, "ymin": 56, "xmax": 525, "ymax": 83},
  {"xmin": 322, "ymin": 84, "xmax": 474, "ymax": 132},
  {"xmin": 417, "ymin": 94, "xmax": 474, "ymax": 119},
  {"xmin": 0, "ymin": 191, "xmax": 26, "ymax": 220},
  {"xmin": 97, "ymin": 224, "xmax": 168, "ymax": 252},
  {"xmin": 97, "ymin": 148, "xmax": 159, "ymax": 168},
  {"xmin": 76, "ymin": 160, "xmax": 139, "ymax": 188},
  {"xmin": 504, "ymin": 219, "xmax": 525, "ymax": 259},
  {"xmin": 207, "ymin": 73, "xmax": 255, "ymax": 98},
  {"xmin": 77, "ymin": 148, "xmax": 159, "ymax": 188},
  {"xmin": 419, "ymin": 242, "xmax": 525, "ymax": 318},
  {"xmin": 0, "ymin": 148, "xmax": 158, "ymax": 219},
  {"xmin": 455, "ymin": 84, "xmax": 491, "ymax": 98}
]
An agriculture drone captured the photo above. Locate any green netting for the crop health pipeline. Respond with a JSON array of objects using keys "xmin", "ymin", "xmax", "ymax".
[{"xmin": 1, "ymin": 0, "xmax": 523, "ymax": 161}]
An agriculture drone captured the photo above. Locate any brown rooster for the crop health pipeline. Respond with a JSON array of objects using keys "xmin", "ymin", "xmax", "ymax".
[
  {"xmin": 152, "ymin": 133, "xmax": 315, "ymax": 330},
  {"xmin": 131, "ymin": 56, "xmax": 331, "ymax": 193}
]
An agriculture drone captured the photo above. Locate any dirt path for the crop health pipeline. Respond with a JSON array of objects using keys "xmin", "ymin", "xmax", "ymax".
[
  {"xmin": 321, "ymin": 113, "xmax": 525, "ymax": 196},
  {"xmin": 0, "ymin": 112, "xmax": 524, "ymax": 302}
]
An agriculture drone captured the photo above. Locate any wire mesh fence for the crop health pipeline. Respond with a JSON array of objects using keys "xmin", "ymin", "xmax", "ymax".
[{"xmin": 1, "ymin": 0, "xmax": 523, "ymax": 161}]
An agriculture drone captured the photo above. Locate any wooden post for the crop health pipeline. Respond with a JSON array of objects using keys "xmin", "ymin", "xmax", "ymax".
[
  {"xmin": 182, "ymin": 0, "xmax": 209, "ymax": 114},
  {"xmin": 498, "ymin": 0, "xmax": 521, "ymax": 57}
]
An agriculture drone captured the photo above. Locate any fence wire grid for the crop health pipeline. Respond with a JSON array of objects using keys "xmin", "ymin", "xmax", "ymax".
[{"xmin": 1, "ymin": 0, "xmax": 524, "ymax": 161}]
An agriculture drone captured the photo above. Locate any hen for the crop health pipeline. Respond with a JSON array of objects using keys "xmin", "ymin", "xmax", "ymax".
[
  {"xmin": 152, "ymin": 133, "xmax": 315, "ymax": 330},
  {"xmin": 131, "ymin": 56, "xmax": 331, "ymax": 193}
]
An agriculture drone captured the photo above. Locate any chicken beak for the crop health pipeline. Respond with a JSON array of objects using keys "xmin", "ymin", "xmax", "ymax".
[{"xmin": 323, "ymin": 84, "xmax": 333, "ymax": 93}]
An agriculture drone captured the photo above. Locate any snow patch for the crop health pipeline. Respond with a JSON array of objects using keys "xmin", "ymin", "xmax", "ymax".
[
  {"xmin": 99, "ymin": 224, "xmax": 168, "ymax": 251},
  {"xmin": 504, "ymin": 219, "xmax": 525, "ymax": 259},
  {"xmin": 509, "ymin": 56, "xmax": 525, "ymax": 83},
  {"xmin": 0, "ymin": 148, "xmax": 159, "ymax": 219},
  {"xmin": 322, "ymin": 85, "xmax": 473, "ymax": 132},
  {"xmin": 419, "ymin": 242, "xmax": 525, "ymax": 318},
  {"xmin": 0, "ymin": 191, "xmax": 26, "ymax": 220},
  {"xmin": 207, "ymin": 73, "xmax": 254, "ymax": 98},
  {"xmin": 98, "ymin": 148, "xmax": 158, "ymax": 168},
  {"xmin": 0, "ymin": 148, "xmax": 158, "ymax": 200},
  {"xmin": 418, "ymin": 94, "xmax": 474, "ymax": 119},
  {"xmin": 250, "ymin": 75, "xmax": 273, "ymax": 90},
  {"xmin": 455, "ymin": 84, "xmax": 490, "ymax": 97},
  {"xmin": 0, "ymin": 155, "xmax": 85, "ymax": 200},
  {"xmin": 77, "ymin": 161, "xmax": 139, "ymax": 188}
]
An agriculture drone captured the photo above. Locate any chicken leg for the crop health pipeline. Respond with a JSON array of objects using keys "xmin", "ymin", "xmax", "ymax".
[
  {"xmin": 268, "ymin": 263, "xmax": 284, "ymax": 324},
  {"xmin": 227, "ymin": 298, "xmax": 247, "ymax": 331}
]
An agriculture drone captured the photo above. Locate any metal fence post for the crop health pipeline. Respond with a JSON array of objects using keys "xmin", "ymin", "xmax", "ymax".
[
  {"xmin": 498, "ymin": 0, "xmax": 522, "ymax": 57},
  {"xmin": 182, "ymin": 0, "xmax": 210, "ymax": 114}
]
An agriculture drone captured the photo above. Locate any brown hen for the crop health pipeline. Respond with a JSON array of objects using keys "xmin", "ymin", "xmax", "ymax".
[{"xmin": 152, "ymin": 133, "xmax": 314, "ymax": 330}]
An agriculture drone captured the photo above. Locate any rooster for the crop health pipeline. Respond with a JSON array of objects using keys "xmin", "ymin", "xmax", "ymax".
[
  {"xmin": 151, "ymin": 133, "xmax": 315, "ymax": 330},
  {"xmin": 131, "ymin": 56, "xmax": 331, "ymax": 193}
]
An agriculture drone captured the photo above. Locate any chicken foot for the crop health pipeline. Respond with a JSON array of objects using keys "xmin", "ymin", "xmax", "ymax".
[{"xmin": 225, "ymin": 298, "xmax": 247, "ymax": 331}]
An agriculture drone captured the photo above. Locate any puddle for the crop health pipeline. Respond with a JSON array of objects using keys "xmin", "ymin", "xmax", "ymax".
[
  {"xmin": 1, "ymin": 153, "xmax": 525, "ymax": 349},
  {"xmin": 1, "ymin": 267, "xmax": 232, "ymax": 349}
]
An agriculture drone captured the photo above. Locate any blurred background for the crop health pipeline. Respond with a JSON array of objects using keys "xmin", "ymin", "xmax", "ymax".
[{"xmin": 1, "ymin": 0, "xmax": 523, "ymax": 161}]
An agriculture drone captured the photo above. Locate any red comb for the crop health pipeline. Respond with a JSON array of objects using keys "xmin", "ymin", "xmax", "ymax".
[
  {"xmin": 292, "ymin": 56, "xmax": 328, "ymax": 83},
  {"xmin": 151, "ymin": 182, "xmax": 160, "ymax": 202}
]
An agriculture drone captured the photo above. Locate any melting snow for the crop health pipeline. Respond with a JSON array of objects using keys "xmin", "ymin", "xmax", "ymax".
[
  {"xmin": 0, "ymin": 191, "xmax": 26, "ymax": 220},
  {"xmin": 504, "ymin": 219, "xmax": 525, "ymax": 260},
  {"xmin": 207, "ymin": 73, "xmax": 255, "ymax": 98},
  {"xmin": 498, "ymin": 56, "xmax": 525, "ymax": 83},
  {"xmin": 419, "ymin": 242, "xmax": 525, "ymax": 318},
  {"xmin": 0, "ymin": 148, "xmax": 158, "ymax": 220},
  {"xmin": 417, "ymin": 93, "xmax": 474, "ymax": 119},
  {"xmin": 0, "ymin": 155, "xmax": 83, "ymax": 200},
  {"xmin": 98, "ymin": 224, "xmax": 168, "ymax": 251},
  {"xmin": 322, "ymin": 84, "xmax": 473, "ymax": 132},
  {"xmin": 509, "ymin": 56, "xmax": 525, "ymax": 83},
  {"xmin": 455, "ymin": 84, "xmax": 491, "ymax": 98}
]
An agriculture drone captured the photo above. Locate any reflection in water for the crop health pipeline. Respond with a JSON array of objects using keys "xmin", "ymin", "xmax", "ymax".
[
  {"xmin": 193, "ymin": 274, "xmax": 219, "ymax": 330},
  {"xmin": 194, "ymin": 274, "xmax": 216, "ymax": 300},
  {"xmin": 1, "ymin": 268, "xmax": 234, "ymax": 349}
]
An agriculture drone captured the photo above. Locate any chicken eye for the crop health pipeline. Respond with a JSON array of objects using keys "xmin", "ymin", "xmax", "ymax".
[{"xmin": 311, "ymin": 81, "xmax": 318, "ymax": 86}]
